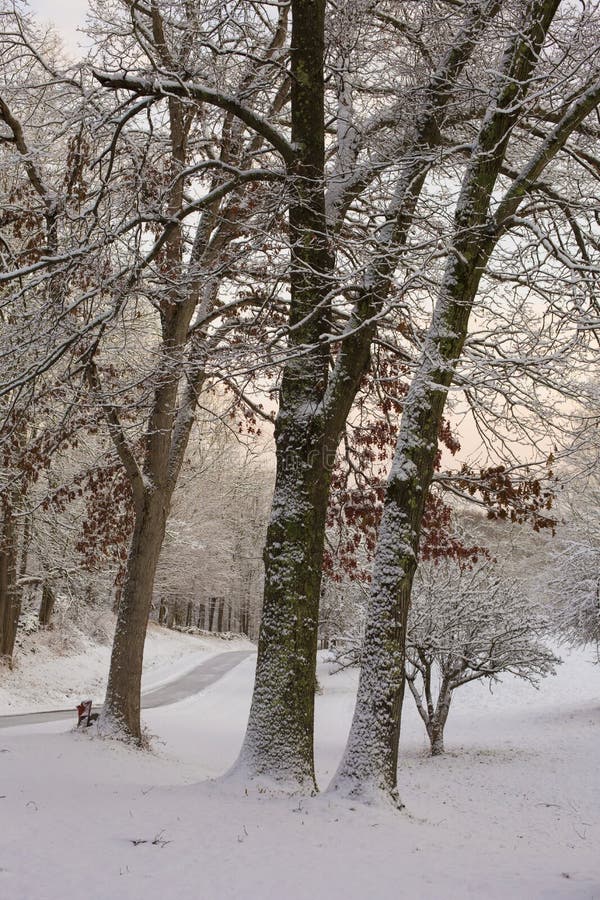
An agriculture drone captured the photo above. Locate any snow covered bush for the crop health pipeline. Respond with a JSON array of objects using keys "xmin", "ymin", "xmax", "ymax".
[{"xmin": 406, "ymin": 560, "xmax": 560, "ymax": 755}]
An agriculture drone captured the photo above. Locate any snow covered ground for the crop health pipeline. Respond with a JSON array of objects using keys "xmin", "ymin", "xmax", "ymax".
[
  {"xmin": 0, "ymin": 618, "xmax": 252, "ymax": 715},
  {"xmin": 1, "ymin": 643, "xmax": 598, "ymax": 899}
]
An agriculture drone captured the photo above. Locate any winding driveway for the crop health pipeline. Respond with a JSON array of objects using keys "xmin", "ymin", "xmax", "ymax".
[{"xmin": 0, "ymin": 648, "xmax": 254, "ymax": 729}]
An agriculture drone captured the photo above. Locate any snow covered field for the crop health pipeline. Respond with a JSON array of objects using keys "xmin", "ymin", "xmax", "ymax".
[{"xmin": 1, "ymin": 641, "xmax": 598, "ymax": 899}]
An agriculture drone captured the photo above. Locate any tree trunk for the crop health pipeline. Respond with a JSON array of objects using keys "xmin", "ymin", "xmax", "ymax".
[
  {"xmin": 240, "ymin": 602, "xmax": 248, "ymax": 636},
  {"xmin": 38, "ymin": 582, "xmax": 56, "ymax": 628},
  {"xmin": 331, "ymin": 351, "xmax": 463, "ymax": 802},
  {"xmin": 429, "ymin": 724, "xmax": 445, "ymax": 756},
  {"xmin": 173, "ymin": 601, "xmax": 184, "ymax": 628},
  {"xmin": 18, "ymin": 513, "xmax": 31, "ymax": 583},
  {"xmin": 166, "ymin": 602, "xmax": 176, "ymax": 629},
  {"xmin": 217, "ymin": 597, "xmax": 225, "ymax": 633},
  {"xmin": 236, "ymin": 0, "xmax": 335, "ymax": 791},
  {"xmin": 0, "ymin": 501, "xmax": 20, "ymax": 665},
  {"xmin": 100, "ymin": 490, "xmax": 168, "ymax": 741},
  {"xmin": 430, "ymin": 684, "xmax": 453, "ymax": 755},
  {"xmin": 238, "ymin": 440, "xmax": 332, "ymax": 787},
  {"xmin": 208, "ymin": 597, "xmax": 217, "ymax": 631}
]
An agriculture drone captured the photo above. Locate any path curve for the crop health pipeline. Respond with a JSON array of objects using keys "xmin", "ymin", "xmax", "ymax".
[{"xmin": 0, "ymin": 649, "xmax": 254, "ymax": 729}]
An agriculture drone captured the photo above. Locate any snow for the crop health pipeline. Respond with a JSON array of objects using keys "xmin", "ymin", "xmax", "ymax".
[
  {"xmin": 1, "ymin": 645, "xmax": 599, "ymax": 899},
  {"xmin": 0, "ymin": 618, "xmax": 253, "ymax": 715}
]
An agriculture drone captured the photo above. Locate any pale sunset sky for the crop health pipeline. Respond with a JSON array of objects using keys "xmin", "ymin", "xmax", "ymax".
[{"xmin": 28, "ymin": 0, "xmax": 89, "ymax": 53}]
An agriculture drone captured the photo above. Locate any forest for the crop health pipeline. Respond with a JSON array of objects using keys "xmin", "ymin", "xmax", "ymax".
[{"xmin": 0, "ymin": 0, "xmax": 599, "ymax": 896}]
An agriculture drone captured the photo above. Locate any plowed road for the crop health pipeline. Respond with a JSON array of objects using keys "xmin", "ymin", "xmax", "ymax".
[{"xmin": 0, "ymin": 649, "xmax": 253, "ymax": 728}]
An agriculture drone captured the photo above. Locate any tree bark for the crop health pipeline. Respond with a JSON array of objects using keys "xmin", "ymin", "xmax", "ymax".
[
  {"xmin": 430, "ymin": 726, "xmax": 445, "ymax": 757},
  {"xmin": 38, "ymin": 582, "xmax": 56, "ymax": 628},
  {"xmin": 0, "ymin": 500, "xmax": 20, "ymax": 664},
  {"xmin": 166, "ymin": 601, "xmax": 176, "ymax": 629},
  {"xmin": 208, "ymin": 597, "xmax": 217, "ymax": 631},
  {"xmin": 240, "ymin": 602, "xmax": 248, "ymax": 636},
  {"xmin": 217, "ymin": 597, "xmax": 225, "ymax": 633},
  {"xmin": 429, "ymin": 687, "xmax": 453, "ymax": 756}
]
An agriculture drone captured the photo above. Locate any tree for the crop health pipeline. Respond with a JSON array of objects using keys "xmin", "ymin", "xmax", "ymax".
[
  {"xmin": 77, "ymin": 0, "xmax": 291, "ymax": 741},
  {"xmin": 153, "ymin": 411, "xmax": 272, "ymax": 639},
  {"xmin": 319, "ymin": 574, "xmax": 367, "ymax": 651},
  {"xmin": 0, "ymin": 0, "xmax": 288, "ymax": 733},
  {"xmin": 553, "ymin": 537, "xmax": 600, "ymax": 659},
  {"xmin": 0, "ymin": 5, "xmax": 87, "ymax": 663},
  {"xmin": 238, "ymin": 0, "xmax": 512, "ymax": 791},
  {"xmin": 405, "ymin": 559, "xmax": 559, "ymax": 755},
  {"xmin": 333, "ymin": 0, "xmax": 600, "ymax": 803},
  {"xmin": 550, "ymin": 458, "xmax": 600, "ymax": 660}
]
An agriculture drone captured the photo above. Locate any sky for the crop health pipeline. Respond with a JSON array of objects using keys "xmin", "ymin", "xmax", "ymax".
[{"xmin": 28, "ymin": 0, "xmax": 89, "ymax": 54}]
